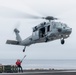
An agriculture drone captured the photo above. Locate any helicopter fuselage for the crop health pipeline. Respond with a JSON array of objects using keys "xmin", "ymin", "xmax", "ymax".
[
  {"xmin": 6, "ymin": 21, "xmax": 72, "ymax": 50},
  {"xmin": 20, "ymin": 21, "xmax": 72, "ymax": 46}
]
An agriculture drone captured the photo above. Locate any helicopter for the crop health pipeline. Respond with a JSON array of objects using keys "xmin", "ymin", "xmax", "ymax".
[{"xmin": 6, "ymin": 16, "xmax": 72, "ymax": 52}]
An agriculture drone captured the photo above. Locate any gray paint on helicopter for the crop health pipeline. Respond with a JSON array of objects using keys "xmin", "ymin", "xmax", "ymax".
[{"xmin": 0, "ymin": 0, "xmax": 75, "ymax": 59}]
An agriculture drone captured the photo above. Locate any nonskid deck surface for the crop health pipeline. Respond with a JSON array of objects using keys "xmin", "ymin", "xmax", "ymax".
[{"xmin": 1, "ymin": 69, "xmax": 76, "ymax": 75}]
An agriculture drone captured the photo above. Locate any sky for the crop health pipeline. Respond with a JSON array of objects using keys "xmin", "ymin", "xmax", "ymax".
[{"xmin": 0, "ymin": 0, "xmax": 76, "ymax": 59}]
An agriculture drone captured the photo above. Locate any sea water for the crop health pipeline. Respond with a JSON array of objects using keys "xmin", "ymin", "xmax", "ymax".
[{"xmin": 0, "ymin": 59, "xmax": 76, "ymax": 69}]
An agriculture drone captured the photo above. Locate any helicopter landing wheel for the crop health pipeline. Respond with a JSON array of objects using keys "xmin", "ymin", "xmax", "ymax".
[
  {"xmin": 61, "ymin": 39, "xmax": 65, "ymax": 44},
  {"xmin": 23, "ymin": 46, "xmax": 26, "ymax": 52},
  {"xmin": 45, "ymin": 37, "xmax": 49, "ymax": 42},
  {"xmin": 23, "ymin": 49, "xmax": 25, "ymax": 52}
]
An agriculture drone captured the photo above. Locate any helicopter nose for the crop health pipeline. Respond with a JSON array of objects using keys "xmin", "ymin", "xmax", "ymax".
[{"xmin": 66, "ymin": 28, "xmax": 72, "ymax": 34}]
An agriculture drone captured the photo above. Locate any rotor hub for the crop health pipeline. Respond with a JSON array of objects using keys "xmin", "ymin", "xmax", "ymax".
[{"xmin": 42, "ymin": 16, "xmax": 57, "ymax": 21}]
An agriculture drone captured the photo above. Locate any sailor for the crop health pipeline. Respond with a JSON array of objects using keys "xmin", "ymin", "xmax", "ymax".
[{"xmin": 16, "ymin": 59, "xmax": 23, "ymax": 72}]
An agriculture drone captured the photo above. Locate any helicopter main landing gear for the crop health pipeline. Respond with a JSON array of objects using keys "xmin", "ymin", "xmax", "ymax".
[
  {"xmin": 61, "ymin": 39, "xmax": 65, "ymax": 44},
  {"xmin": 23, "ymin": 46, "xmax": 26, "ymax": 52},
  {"xmin": 45, "ymin": 37, "xmax": 49, "ymax": 42}
]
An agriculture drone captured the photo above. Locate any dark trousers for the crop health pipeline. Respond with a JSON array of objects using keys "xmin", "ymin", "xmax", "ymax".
[{"xmin": 17, "ymin": 65, "xmax": 23, "ymax": 72}]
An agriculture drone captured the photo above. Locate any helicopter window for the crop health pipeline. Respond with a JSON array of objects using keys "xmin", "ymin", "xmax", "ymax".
[
  {"xmin": 33, "ymin": 29, "xmax": 35, "ymax": 32},
  {"xmin": 47, "ymin": 25, "xmax": 50, "ymax": 32},
  {"xmin": 53, "ymin": 24, "xmax": 56, "ymax": 28},
  {"xmin": 44, "ymin": 22, "xmax": 46, "ymax": 25},
  {"xmin": 64, "ymin": 24, "xmax": 67, "ymax": 27},
  {"xmin": 33, "ymin": 26, "xmax": 38, "ymax": 32},
  {"xmin": 39, "ymin": 27, "xmax": 45, "ymax": 37},
  {"xmin": 33, "ymin": 29, "xmax": 36, "ymax": 32},
  {"xmin": 63, "ymin": 27, "xmax": 65, "ymax": 29},
  {"xmin": 61, "ymin": 24, "xmax": 67, "ymax": 29}
]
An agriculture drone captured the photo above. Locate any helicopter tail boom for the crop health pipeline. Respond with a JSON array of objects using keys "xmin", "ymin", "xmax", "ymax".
[{"xmin": 6, "ymin": 40, "xmax": 20, "ymax": 45}]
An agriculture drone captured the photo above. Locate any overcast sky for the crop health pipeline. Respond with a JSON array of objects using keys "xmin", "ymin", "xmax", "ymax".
[{"xmin": 0, "ymin": 0, "xmax": 76, "ymax": 59}]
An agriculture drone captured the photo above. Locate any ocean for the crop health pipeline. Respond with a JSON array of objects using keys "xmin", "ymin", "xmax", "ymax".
[{"xmin": 0, "ymin": 59, "xmax": 76, "ymax": 69}]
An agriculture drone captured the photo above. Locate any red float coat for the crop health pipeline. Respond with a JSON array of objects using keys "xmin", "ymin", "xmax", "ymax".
[{"xmin": 16, "ymin": 60, "xmax": 21, "ymax": 66}]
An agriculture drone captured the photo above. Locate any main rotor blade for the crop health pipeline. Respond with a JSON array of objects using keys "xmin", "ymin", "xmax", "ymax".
[
  {"xmin": 0, "ymin": 6, "xmax": 58, "ymax": 20},
  {"xmin": 0, "ymin": 6, "xmax": 42, "ymax": 19}
]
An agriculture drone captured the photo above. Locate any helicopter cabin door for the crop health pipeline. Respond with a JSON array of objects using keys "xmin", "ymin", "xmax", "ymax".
[
  {"xmin": 39, "ymin": 27, "xmax": 45, "ymax": 38},
  {"xmin": 32, "ymin": 30, "xmax": 39, "ymax": 40}
]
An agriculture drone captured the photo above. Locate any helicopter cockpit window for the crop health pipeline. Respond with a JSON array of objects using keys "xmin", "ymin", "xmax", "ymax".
[
  {"xmin": 33, "ymin": 26, "xmax": 38, "ymax": 32},
  {"xmin": 39, "ymin": 27, "xmax": 45, "ymax": 38},
  {"xmin": 63, "ymin": 24, "xmax": 66, "ymax": 29},
  {"xmin": 62, "ymin": 24, "xmax": 67, "ymax": 29},
  {"xmin": 44, "ymin": 22, "xmax": 46, "ymax": 25},
  {"xmin": 53, "ymin": 23, "xmax": 56, "ymax": 28},
  {"xmin": 64, "ymin": 24, "xmax": 67, "ymax": 27}
]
